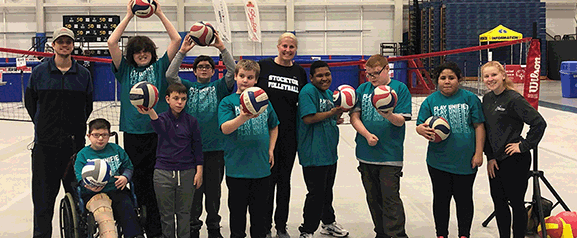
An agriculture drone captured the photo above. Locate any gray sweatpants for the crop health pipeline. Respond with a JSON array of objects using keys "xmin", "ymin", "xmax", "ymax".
[{"xmin": 154, "ymin": 168, "xmax": 196, "ymax": 238}]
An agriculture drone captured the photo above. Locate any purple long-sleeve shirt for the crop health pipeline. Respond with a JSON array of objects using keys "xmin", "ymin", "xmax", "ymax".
[{"xmin": 151, "ymin": 111, "xmax": 203, "ymax": 171}]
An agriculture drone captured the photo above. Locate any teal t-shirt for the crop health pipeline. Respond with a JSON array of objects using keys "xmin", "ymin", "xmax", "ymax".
[
  {"xmin": 297, "ymin": 83, "xmax": 339, "ymax": 167},
  {"xmin": 112, "ymin": 53, "xmax": 170, "ymax": 134},
  {"xmin": 74, "ymin": 143, "xmax": 134, "ymax": 195},
  {"xmin": 182, "ymin": 77, "xmax": 232, "ymax": 152},
  {"xmin": 416, "ymin": 89, "xmax": 485, "ymax": 175},
  {"xmin": 218, "ymin": 93, "xmax": 280, "ymax": 178},
  {"xmin": 351, "ymin": 80, "xmax": 412, "ymax": 165}
]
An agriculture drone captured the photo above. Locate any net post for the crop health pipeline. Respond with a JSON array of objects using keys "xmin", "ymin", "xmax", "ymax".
[{"xmin": 20, "ymin": 70, "xmax": 25, "ymax": 109}]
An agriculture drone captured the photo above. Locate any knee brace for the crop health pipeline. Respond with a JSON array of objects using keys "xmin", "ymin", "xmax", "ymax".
[{"xmin": 86, "ymin": 193, "xmax": 118, "ymax": 238}]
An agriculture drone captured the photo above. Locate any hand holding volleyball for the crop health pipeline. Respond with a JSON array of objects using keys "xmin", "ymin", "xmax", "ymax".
[
  {"xmin": 240, "ymin": 87, "xmax": 269, "ymax": 117},
  {"xmin": 333, "ymin": 85, "xmax": 356, "ymax": 111},
  {"xmin": 179, "ymin": 34, "xmax": 196, "ymax": 54},
  {"xmin": 210, "ymin": 32, "xmax": 225, "ymax": 51},
  {"xmin": 422, "ymin": 116, "xmax": 451, "ymax": 143},
  {"xmin": 130, "ymin": 81, "xmax": 159, "ymax": 110},
  {"xmin": 82, "ymin": 159, "xmax": 111, "ymax": 187}
]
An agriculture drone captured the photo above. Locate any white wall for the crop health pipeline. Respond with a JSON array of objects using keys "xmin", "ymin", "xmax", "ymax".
[
  {"xmin": 544, "ymin": 0, "xmax": 577, "ymax": 36},
  {"xmin": 546, "ymin": 8, "xmax": 576, "ymax": 36},
  {"xmin": 3, "ymin": 0, "xmax": 574, "ymax": 58},
  {"xmin": 0, "ymin": 0, "xmax": 397, "ymax": 58}
]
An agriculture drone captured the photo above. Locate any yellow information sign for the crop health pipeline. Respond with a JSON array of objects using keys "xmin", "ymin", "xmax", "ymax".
[{"xmin": 479, "ymin": 25, "xmax": 523, "ymax": 42}]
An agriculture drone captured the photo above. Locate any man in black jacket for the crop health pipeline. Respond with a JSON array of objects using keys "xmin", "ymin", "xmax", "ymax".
[{"xmin": 25, "ymin": 27, "xmax": 93, "ymax": 238}]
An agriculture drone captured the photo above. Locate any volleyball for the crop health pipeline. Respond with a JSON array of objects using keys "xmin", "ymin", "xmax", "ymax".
[
  {"xmin": 371, "ymin": 85, "xmax": 397, "ymax": 113},
  {"xmin": 537, "ymin": 216, "xmax": 573, "ymax": 238},
  {"xmin": 555, "ymin": 211, "xmax": 577, "ymax": 237},
  {"xmin": 333, "ymin": 85, "xmax": 356, "ymax": 111},
  {"xmin": 129, "ymin": 81, "xmax": 159, "ymax": 110},
  {"xmin": 240, "ymin": 87, "xmax": 269, "ymax": 116},
  {"xmin": 189, "ymin": 21, "xmax": 216, "ymax": 46},
  {"xmin": 81, "ymin": 159, "xmax": 111, "ymax": 187},
  {"xmin": 424, "ymin": 116, "xmax": 451, "ymax": 143},
  {"xmin": 131, "ymin": 0, "xmax": 157, "ymax": 18}
]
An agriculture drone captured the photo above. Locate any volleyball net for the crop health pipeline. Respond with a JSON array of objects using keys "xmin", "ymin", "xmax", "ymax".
[{"xmin": 0, "ymin": 36, "xmax": 539, "ymax": 125}]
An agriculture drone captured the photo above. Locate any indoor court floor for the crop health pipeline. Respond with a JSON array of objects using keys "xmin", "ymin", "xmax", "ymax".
[{"xmin": 1, "ymin": 81, "xmax": 577, "ymax": 238}]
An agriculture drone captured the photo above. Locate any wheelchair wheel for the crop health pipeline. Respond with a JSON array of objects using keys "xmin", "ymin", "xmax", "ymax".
[{"xmin": 59, "ymin": 193, "xmax": 80, "ymax": 238}]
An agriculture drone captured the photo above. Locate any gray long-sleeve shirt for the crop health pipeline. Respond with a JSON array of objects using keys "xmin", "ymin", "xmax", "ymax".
[{"xmin": 166, "ymin": 48, "xmax": 235, "ymax": 89}]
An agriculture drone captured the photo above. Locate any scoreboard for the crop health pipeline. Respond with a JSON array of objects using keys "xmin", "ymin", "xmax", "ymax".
[{"xmin": 63, "ymin": 15, "xmax": 120, "ymax": 43}]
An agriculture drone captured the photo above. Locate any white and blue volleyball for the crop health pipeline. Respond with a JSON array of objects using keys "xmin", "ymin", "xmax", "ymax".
[
  {"xmin": 240, "ymin": 87, "xmax": 269, "ymax": 116},
  {"xmin": 333, "ymin": 84, "xmax": 356, "ymax": 111},
  {"xmin": 371, "ymin": 85, "xmax": 397, "ymax": 112},
  {"xmin": 131, "ymin": 0, "xmax": 157, "ymax": 18},
  {"xmin": 189, "ymin": 21, "xmax": 216, "ymax": 46},
  {"xmin": 81, "ymin": 159, "xmax": 111, "ymax": 187},
  {"xmin": 129, "ymin": 81, "xmax": 159, "ymax": 110},
  {"xmin": 424, "ymin": 116, "xmax": 451, "ymax": 143}
]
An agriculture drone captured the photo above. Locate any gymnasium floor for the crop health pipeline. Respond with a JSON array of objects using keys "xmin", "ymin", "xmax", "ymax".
[{"xmin": 1, "ymin": 81, "xmax": 577, "ymax": 238}]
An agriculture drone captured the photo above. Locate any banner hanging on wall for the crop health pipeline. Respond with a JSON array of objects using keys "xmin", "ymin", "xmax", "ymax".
[
  {"xmin": 243, "ymin": 0, "xmax": 262, "ymax": 42},
  {"xmin": 212, "ymin": 0, "xmax": 233, "ymax": 43},
  {"xmin": 523, "ymin": 38, "xmax": 541, "ymax": 110}
]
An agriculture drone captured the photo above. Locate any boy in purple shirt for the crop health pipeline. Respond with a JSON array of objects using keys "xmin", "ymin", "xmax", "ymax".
[{"xmin": 138, "ymin": 83, "xmax": 203, "ymax": 238}]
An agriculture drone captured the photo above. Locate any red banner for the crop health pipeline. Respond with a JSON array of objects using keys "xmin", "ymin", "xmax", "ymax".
[
  {"xmin": 523, "ymin": 39, "xmax": 541, "ymax": 110},
  {"xmin": 505, "ymin": 65, "xmax": 525, "ymax": 83}
]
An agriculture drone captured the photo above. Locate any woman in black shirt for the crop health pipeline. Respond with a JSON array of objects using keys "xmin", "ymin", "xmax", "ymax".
[
  {"xmin": 481, "ymin": 61, "xmax": 546, "ymax": 238},
  {"xmin": 257, "ymin": 32, "xmax": 308, "ymax": 238}
]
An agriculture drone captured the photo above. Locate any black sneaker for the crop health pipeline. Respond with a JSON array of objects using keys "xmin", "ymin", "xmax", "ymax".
[
  {"xmin": 277, "ymin": 228, "xmax": 291, "ymax": 238},
  {"xmin": 208, "ymin": 229, "xmax": 224, "ymax": 238}
]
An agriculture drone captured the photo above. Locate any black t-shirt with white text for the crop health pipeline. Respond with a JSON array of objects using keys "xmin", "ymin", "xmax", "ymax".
[{"xmin": 257, "ymin": 58, "xmax": 308, "ymax": 137}]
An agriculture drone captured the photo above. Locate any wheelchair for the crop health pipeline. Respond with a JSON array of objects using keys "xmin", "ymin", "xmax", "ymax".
[{"xmin": 59, "ymin": 131, "xmax": 146, "ymax": 238}]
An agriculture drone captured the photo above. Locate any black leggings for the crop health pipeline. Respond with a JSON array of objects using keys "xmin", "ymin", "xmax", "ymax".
[
  {"xmin": 490, "ymin": 152, "xmax": 531, "ymax": 238},
  {"xmin": 427, "ymin": 165, "xmax": 477, "ymax": 238},
  {"xmin": 265, "ymin": 131, "xmax": 297, "ymax": 232},
  {"xmin": 123, "ymin": 132, "xmax": 161, "ymax": 237}
]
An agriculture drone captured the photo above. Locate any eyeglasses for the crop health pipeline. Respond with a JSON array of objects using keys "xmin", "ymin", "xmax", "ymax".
[
  {"xmin": 56, "ymin": 39, "xmax": 73, "ymax": 45},
  {"xmin": 90, "ymin": 133, "xmax": 110, "ymax": 138},
  {"xmin": 196, "ymin": 65, "xmax": 213, "ymax": 70},
  {"xmin": 366, "ymin": 67, "xmax": 386, "ymax": 79}
]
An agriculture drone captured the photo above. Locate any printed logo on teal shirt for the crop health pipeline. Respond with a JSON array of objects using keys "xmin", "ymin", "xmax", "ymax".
[
  {"xmin": 433, "ymin": 103, "xmax": 471, "ymax": 134},
  {"xmin": 319, "ymin": 98, "xmax": 336, "ymax": 126},
  {"xmin": 187, "ymin": 86, "xmax": 218, "ymax": 114},
  {"xmin": 129, "ymin": 65, "xmax": 157, "ymax": 86},
  {"xmin": 235, "ymin": 106, "xmax": 268, "ymax": 136},
  {"xmin": 361, "ymin": 94, "xmax": 385, "ymax": 122}
]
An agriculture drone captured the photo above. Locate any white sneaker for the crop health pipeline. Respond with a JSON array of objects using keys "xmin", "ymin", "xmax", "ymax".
[
  {"xmin": 299, "ymin": 232, "xmax": 313, "ymax": 238},
  {"xmin": 320, "ymin": 222, "xmax": 349, "ymax": 237}
]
